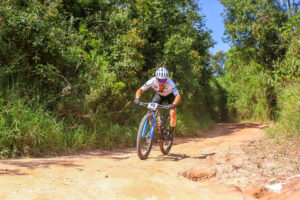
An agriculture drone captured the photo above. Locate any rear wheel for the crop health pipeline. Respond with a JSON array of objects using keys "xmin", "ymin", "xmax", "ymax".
[
  {"xmin": 160, "ymin": 114, "xmax": 173, "ymax": 155},
  {"xmin": 137, "ymin": 114, "xmax": 154, "ymax": 160}
]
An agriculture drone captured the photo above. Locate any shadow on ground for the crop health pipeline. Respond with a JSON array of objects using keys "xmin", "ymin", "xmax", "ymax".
[
  {"xmin": 200, "ymin": 122, "xmax": 263, "ymax": 138},
  {"xmin": 0, "ymin": 160, "xmax": 81, "ymax": 170},
  {"xmin": 0, "ymin": 169, "xmax": 27, "ymax": 176},
  {"xmin": 152, "ymin": 153, "xmax": 216, "ymax": 162}
]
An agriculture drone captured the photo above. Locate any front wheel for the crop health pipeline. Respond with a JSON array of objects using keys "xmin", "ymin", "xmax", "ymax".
[
  {"xmin": 137, "ymin": 113, "xmax": 154, "ymax": 160},
  {"xmin": 160, "ymin": 114, "xmax": 173, "ymax": 155}
]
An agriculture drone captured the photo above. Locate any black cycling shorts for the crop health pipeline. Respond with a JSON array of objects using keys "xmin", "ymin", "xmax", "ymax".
[{"xmin": 152, "ymin": 93, "xmax": 175, "ymax": 105}]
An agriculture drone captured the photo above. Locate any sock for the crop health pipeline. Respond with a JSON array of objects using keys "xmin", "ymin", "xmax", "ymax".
[{"xmin": 170, "ymin": 126, "xmax": 175, "ymax": 134}]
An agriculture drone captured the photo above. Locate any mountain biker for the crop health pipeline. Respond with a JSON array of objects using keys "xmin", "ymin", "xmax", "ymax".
[{"xmin": 134, "ymin": 67, "xmax": 181, "ymax": 136}]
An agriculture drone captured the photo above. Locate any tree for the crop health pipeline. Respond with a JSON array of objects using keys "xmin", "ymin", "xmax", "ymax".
[{"xmin": 219, "ymin": 0, "xmax": 288, "ymax": 68}]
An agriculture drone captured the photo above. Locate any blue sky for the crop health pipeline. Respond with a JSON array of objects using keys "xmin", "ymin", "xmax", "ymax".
[{"xmin": 198, "ymin": 0, "xmax": 230, "ymax": 55}]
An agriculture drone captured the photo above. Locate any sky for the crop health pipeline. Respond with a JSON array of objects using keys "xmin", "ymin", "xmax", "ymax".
[{"xmin": 198, "ymin": 0, "xmax": 230, "ymax": 55}]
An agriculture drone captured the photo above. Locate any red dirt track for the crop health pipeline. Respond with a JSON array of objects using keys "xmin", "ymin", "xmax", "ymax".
[{"xmin": 0, "ymin": 123, "xmax": 299, "ymax": 199}]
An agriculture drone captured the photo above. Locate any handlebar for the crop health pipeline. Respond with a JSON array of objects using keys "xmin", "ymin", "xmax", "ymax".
[{"xmin": 138, "ymin": 102, "xmax": 170, "ymax": 110}]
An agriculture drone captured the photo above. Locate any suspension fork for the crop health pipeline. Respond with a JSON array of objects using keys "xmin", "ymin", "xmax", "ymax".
[{"xmin": 142, "ymin": 114, "xmax": 157, "ymax": 138}]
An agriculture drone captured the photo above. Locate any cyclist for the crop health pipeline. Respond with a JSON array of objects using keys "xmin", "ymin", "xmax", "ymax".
[{"xmin": 134, "ymin": 67, "xmax": 181, "ymax": 136}]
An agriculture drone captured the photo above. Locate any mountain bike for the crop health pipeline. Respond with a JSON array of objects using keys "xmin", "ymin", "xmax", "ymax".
[{"xmin": 136, "ymin": 102, "xmax": 173, "ymax": 160}]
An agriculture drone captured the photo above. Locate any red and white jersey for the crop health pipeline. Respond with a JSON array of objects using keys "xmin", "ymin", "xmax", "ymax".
[{"xmin": 140, "ymin": 77, "xmax": 179, "ymax": 96}]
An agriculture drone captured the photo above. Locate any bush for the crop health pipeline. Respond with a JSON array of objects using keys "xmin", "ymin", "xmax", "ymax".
[
  {"xmin": 176, "ymin": 110, "xmax": 215, "ymax": 137},
  {"xmin": 0, "ymin": 93, "xmax": 66, "ymax": 157},
  {"xmin": 267, "ymin": 80, "xmax": 300, "ymax": 141},
  {"xmin": 0, "ymin": 0, "xmax": 219, "ymax": 157},
  {"xmin": 0, "ymin": 91, "xmax": 139, "ymax": 158},
  {"xmin": 219, "ymin": 59, "xmax": 273, "ymax": 121}
]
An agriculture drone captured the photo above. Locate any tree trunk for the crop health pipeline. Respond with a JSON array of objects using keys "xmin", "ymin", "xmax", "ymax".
[{"xmin": 287, "ymin": 0, "xmax": 291, "ymax": 11}]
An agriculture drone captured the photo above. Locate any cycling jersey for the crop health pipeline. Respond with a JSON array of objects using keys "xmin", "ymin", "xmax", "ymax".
[{"xmin": 140, "ymin": 77, "xmax": 179, "ymax": 96}]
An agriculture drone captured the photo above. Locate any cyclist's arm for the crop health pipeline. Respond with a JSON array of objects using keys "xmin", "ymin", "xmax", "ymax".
[
  {"xmin": 135, "ymin": 88, "xmax": 144, "ymax": 99},
  {"xmin": 136, "ymin": 78, "xmax": 153, "ymax": 99},
  {"xmin": 173, "ymin": 93, "xmax": 181, "ymax": 106},
  {"xmin": 170, "ymin": 81, "xmax": 180, "ymax": 106}
]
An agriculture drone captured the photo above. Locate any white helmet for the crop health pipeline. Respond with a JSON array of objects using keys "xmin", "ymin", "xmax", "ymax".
[{"xmin": 155, "ymin": 67, "xmax": 168, "ymax": 79}]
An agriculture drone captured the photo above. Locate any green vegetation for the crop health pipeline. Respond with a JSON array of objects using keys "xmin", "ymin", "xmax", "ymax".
[
  {"xmin": 0, "ymin": 0, "xmax": 217, "ymax": 157},
  {"xmin": 0, "ymin": 0, "xmax": 299, "ymax": 158},
  {"xmin": 219, "ymin": 0, "xmax": 299, "ymax": 140},
  {"xmin": 267, "ymin": 80, "xmax": 300, "ymax": 141}
]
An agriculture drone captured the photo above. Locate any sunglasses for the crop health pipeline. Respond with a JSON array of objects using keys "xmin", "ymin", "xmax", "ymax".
[{"xmin": 157, "ymin": 79, "xmax": 167, "ymax": 82}]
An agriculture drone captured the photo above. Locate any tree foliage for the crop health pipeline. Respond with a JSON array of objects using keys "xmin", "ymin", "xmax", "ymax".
[
  {"xmin": 220, "ymin": 0, "xmax": 288, "ymax": 68},
  {"xmin": 219, "ymin": 0, "xmax": 300, "ymax": 133},
  {"xmin": 0, "ymin": 0, "xmax": 217, "ymax": 157}
]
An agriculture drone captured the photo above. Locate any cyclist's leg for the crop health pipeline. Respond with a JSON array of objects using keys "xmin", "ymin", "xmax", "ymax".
[
  {"xmin": 152, "ymin": 93, "xmax": 163, "ymax": 104},
  {"xmin": 151, "ymin": 93, "xmax": 163, "ymax": 124},
  {"xmin": 167, "ymin": 93, "xmax": 176, "ymax": 135}
]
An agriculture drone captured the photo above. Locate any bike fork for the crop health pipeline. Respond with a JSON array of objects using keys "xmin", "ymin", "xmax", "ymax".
[{"xmin": 142, "ymin": 115, "xmax": 157, "ymax": 138}]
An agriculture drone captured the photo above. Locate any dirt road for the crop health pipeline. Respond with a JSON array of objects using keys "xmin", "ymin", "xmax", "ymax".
[{"xmin": 0, "ymin": 123, "xmax": 299, "ymax": 200}]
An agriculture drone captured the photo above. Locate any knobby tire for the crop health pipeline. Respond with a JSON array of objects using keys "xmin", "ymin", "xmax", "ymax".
[
  {"xmin": 160, "ymin": 114, "xmax": 173, "ymax": 155},
  {"xmin": 137, "ymin": 113, "xmax": 154, "ymax": 160}
]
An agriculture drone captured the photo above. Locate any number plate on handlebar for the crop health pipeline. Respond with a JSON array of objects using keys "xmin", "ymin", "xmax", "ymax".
[{"xmin": 147, "ymin": 102, "xmax": 158, "ymax": 111}]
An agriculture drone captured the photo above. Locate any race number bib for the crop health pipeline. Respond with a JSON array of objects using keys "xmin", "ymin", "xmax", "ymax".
[{"xmin": 147, "ymin": 102, "xmax": 158, "ymax": 111}]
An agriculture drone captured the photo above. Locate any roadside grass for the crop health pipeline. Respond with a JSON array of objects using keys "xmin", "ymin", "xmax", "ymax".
[
  {"xmin": 2, "ymin": 81, "xmax": 298, "ymax": 159},
  {"xmin": 0, "ymin": 92, "xmax": 138, "ymax": 158},
  {"xmin": 0, "ymin": 92, "xmax": 213, "ymax": 158},
  {"xmin": 176, "ymin": 109, "xmax": 215, "ymax": 137},
  {"xmin": 0, "ymin": 95, "xmax": 67, "ymax": 158},
  {"xmin": 266, "ymin": 80, "xmax": 300, "ymax": 143}
]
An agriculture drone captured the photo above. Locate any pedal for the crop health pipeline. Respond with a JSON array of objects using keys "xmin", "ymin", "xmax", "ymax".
[{"xmin": 167, "ymin": 132, "xmax": 173, "ymax": 140}]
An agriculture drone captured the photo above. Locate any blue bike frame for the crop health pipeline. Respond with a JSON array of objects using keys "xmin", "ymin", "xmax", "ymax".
[{"xmin": 141, "ymin": 114, "xmax": 157, "ymax": 139}]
